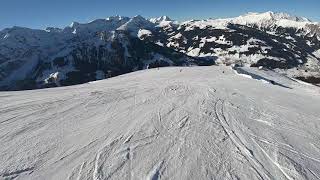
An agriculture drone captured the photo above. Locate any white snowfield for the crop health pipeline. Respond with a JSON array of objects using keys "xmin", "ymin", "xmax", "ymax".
[{"xmin": 1, "ymin": 66, "xmax": 320, "ymax": 180}]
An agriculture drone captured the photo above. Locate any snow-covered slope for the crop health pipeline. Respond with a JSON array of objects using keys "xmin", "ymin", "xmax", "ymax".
[
  {"xmin": 1, "ymin": 66, "xmax": 320, "ymax": 180},
  {"xmin": 117, "ymin": 15, "xmax": 155, "ymax": 36},
  {"xmin": 149, "ymin": 16, "xmax": 172, "ymax": 23},
  {"xmin": 161, "ymin": 12, "xmax": 320, "ymax": 83},
  {"xmin": 149, "ymin": 16, "xmax": 176, "ymax": 29}
]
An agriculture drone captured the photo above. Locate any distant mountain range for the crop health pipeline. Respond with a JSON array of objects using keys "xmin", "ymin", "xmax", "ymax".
[{"xmin": 1, "ymin": 11, "xmax": 320, "ymax": 90}]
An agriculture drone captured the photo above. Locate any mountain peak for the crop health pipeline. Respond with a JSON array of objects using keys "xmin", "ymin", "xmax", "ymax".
[
  {"xmin": 117, "ymin": 15, "xmax": 154, "ymax": 33},
  {"xmin": 69, "ymin": 22, "xmax": 80, "ymax": 28},
  {"xmin": 132, "ymin": 15, "xmax": 146, "ymax": 21},
  {"xmin": 45, "ymin": 27, "xmax": 62, "ymax": 33},
  {"xmin": 106, "ymin": 15, "xmax": 126, "ymax": 21},
  {"xmin": 150, "ymin": 16, "xmax": 172, "ymax": 23},
  {"xmin": 240, "ymin": 11, "xmax": 311, "ymax": 23},
  {"xmin": 224, "ymin": 11, "xmax": 314, "ymax": 29}
]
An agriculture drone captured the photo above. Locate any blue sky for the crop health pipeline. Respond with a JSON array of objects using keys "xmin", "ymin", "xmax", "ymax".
[{"xmin": 0, "ymin": 0, "xmax": 319, "ymax": 30}]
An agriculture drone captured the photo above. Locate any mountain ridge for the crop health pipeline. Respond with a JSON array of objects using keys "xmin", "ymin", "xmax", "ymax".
[{"xmin": 1, "ymin": 12, "xmax": 320, "ymax": 90}]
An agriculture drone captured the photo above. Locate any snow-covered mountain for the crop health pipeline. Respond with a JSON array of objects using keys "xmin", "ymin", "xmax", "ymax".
[
  {"xmin": 0, "ymin": 16, "xmax": 203, "ymax": 90},
  {"xmin": 158, "ymin": 12, "xmax": 320, "ymax": 83},
  {"xmin": 228, "ymin": 11, "xmax": 313, "ymax": 29},
  {"xmin": 182, "ymin": 11, "xmax": 317, "ymax": 32},
  {"xmin": 1, "ymin": 12, "xmax": 320, "ymax": 90},
  {"xmin": 1, "ymin": 66, "xmax": 320, "ymax": 179},
  {"xmin": 149, "ymin": 16, "xmax": 172, "ymax": 23}
]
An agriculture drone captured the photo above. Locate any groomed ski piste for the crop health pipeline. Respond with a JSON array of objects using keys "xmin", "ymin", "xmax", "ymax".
[{"xmin": 1, "ymin": 66, "xmax": 320, "ymax": 180}]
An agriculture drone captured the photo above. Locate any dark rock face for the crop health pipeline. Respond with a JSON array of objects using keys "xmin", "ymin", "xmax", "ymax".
[
  {"xmin": 296, "ymin": 76, "xmax": 320, "ymax": 85},
  {"xmin": 55, "ymin": 36, "xmax": 199, "ymax": 87}
]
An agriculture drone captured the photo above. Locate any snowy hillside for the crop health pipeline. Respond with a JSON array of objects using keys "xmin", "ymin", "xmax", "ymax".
[
  {"xmin": 161, "ymin": 12, "xmax": 320, "ymax": 84},
  {"xmin": 1, "ymin": 66, "xmax": 320, "ymax": 180},
  {"xmin": 1, "ymin": 12, "xmax": 320, "ymax": 90}
]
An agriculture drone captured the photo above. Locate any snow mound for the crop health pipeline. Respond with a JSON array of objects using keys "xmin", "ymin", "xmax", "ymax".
[{"xmin": 1, "ymin": 66, "xmax": 320, "ymax": 180}]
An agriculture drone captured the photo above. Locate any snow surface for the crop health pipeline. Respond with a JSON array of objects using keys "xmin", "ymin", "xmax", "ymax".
[
  {"xmin": 187, "ymin": 48, "xmax": 201, "ymax": 57},
  {"xmin": 137, "ymin": 29, "xmax": 152, "ymax": 39},
  {"xmin": 1, "ymin": 66, "xmax": 320, "ymax": 180},
  {"xmin": 314, "ymin": 49, "xmax": 320, "ymax": 58}
]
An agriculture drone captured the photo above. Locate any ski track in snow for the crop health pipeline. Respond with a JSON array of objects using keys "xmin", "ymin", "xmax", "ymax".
[{"xmin": 1, "ymin": 66, "xmax": 320, "ymax": 180}]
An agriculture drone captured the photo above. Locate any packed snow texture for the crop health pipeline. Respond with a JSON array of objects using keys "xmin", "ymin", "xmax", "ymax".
[{"xmin": 1, "ymin": 66, "xmax": 320, "ymax": 180}]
